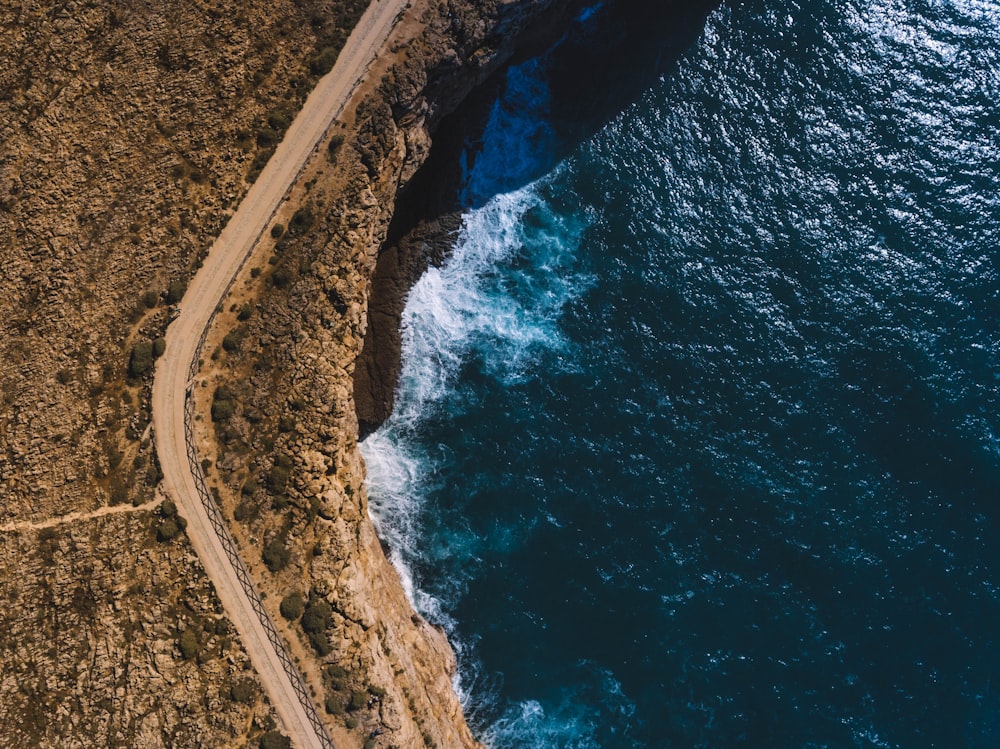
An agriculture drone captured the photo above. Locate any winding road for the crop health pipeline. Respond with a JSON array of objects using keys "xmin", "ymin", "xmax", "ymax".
[{"xmin": 151, "ymin": 2, "xmax": 408, "ymax": 747}]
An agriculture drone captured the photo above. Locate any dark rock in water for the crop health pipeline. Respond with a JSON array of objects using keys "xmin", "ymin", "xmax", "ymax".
[{"xmin": 355, "ymin": 213, "xmax": 462, "ymax": 437}]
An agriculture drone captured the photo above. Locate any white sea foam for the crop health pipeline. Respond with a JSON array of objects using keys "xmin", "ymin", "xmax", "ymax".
[{"xmin": 360, "ymin": 57, "xmax": 593, "ymax": 747}]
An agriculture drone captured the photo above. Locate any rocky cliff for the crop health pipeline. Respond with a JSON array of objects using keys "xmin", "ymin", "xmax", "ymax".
[
  {"xmin": 1, "ymin": 0, "xmax": 585, "ymax": 746},
  {"xmin": 195, "ymin": 1, "xmax": 590, "ymax": 746}
]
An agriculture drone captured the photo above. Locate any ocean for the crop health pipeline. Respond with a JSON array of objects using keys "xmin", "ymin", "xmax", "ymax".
[{"xmin": 361, "ymin": 0, "xmax": 1000, "ymax": 746}]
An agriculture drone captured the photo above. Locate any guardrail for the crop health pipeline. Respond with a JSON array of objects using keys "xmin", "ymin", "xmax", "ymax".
[
  {"xmin": 181, "ymin": 392, "xmax": 336, "ymax": 749},
  {"xmin": 165, "ymin": 9, "xmax": 410, "ymax": 741},
  {"xmin": 179, "ymin": 213, "xmax": 337, "ymax": 748}
]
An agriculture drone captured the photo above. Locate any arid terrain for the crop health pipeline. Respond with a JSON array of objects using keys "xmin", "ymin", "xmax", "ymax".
[{"xmin": 0, "ymin": 0, "xmax": 582, "ymax": 746}]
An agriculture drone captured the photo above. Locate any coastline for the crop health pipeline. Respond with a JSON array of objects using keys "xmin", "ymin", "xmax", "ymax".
[{"xmin": 191, "ymin": 0, "xmax": 593, "ymax": 746}]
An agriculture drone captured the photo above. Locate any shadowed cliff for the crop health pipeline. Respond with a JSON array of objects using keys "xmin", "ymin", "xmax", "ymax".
[{"xmin": 355, "ymin": 0, "xmax": 722, "ymax": 437}]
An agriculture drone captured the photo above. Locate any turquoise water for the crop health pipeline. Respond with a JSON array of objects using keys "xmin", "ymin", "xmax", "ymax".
[{"xmin": 361, "ymin": 1, "xmax": 1000, "ymax": 746}]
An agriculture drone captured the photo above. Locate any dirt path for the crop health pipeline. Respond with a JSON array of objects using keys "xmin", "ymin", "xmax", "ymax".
[
  {"xmin": 0, "ymin": 497, "xmax": 163, "ymax": 534},
  {"xmin": 151, "ymin": 2, "xmax": 409, "ymax": 747}
]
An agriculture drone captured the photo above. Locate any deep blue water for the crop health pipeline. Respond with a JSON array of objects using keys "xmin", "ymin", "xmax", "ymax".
[{"xmin": 361, "ymin": 1, "xmax": 1000, "ymax": 746}]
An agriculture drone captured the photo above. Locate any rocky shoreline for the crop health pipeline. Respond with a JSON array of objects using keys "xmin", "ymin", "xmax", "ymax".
[{"xmin": 192, "ymin": 1, "xmax": 593, "ymax": 746}]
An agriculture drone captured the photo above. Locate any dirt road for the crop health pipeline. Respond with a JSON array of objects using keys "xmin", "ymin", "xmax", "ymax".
[{"xmin": 151, "ymin": 2, "xmax": 408, "ymax": 746}]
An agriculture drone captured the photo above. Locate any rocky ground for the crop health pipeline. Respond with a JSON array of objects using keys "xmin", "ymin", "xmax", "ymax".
[{"xmin": 1, "ymin": 0, "xmax": 583, "ymax": 745}]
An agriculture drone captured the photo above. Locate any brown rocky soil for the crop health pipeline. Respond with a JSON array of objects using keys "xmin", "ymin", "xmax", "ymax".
[{"xmin": 1, "ymin": 0, "xmax": 585, "ymax": 745}]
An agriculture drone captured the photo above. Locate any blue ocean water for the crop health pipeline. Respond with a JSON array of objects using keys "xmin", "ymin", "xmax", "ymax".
[{"xmin": 361, "ymin": 1, "xmax": 1000, "ymax": 747}]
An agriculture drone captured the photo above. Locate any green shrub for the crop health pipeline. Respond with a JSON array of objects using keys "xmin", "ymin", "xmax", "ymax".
[
  {"xmin": 325, "ymin": 694, "xmax": 345, "ymax": 715},
  {"xmin": 271, "ymin": 267, "xmax": 293, "ymax": 288},
  {"xmin": 267, "ymin": 465, "xmax": 290, "ymax": 494},
  {"xmin": 267, "ymin": 110, "xmax": 290, "ymax": 131},
  {"xmin": 263, "ymin": 538, "xmax": 290, "ymax": 572},
  {"xmin": 178, "ymin": 629, "xmax": 198, "ymax": 660},
  {"xmin": 142, "ymin": 290, "xmax": 159, "ymax": 308},
  {"xmin": 230, "ymin": 678, "xmax": 256, "ymax": 704},
  {"xmin": 152, "ymin": 337, "xmax": 166, "ymax": 358},
  {"xmin": 237, "ymin": 303, "xmax": 253, "ymax": 321},
  {"xmin": 279, "ymin": 592, "xmax": 304, "ymax": 621},
  {"xmin": 165, "ymin": 279, "xmax": 187, "ymax": 304},
  {"xmin": 289, "ymin": 207, "xmax": 314, "ymax": 235},
  {"xmin": 270, "ymin": 223, "xmax": 285, "ymax": 239},
  {"xmin": 348, "ymin": 690, "xmax": 367, "ymax": 712},
  {"xmin": 310, "ymin": 46, "xmax": 338, "ymax": 75},
  {"xmin": 257, "ymin": 127, "xmax": 278, "ymax": 147},
  {"xmin": 129, "ymin": 340, "xmax": 154, "ymax": 377},
  {"xmin": 222, "ymin": 331, "xmax": 241, "ymax": 352},
  {"xmin": 327, "ymin": 133, "xmax": 345, "ymax": 160},
  {"xmin": 301, "ymin": 598, "xmax": 332, "ymax": 634},
  {"xmin": 259, "ymin": 731, "xmax": 290, "ymax": 749},
  {"xmin": 309, "ymin": 629, "xmax": 332, "ymax": 656},
  {"xmin": 211, "ymin": 398, "xmax": 235, "ymax": 422},
  {"xmin": 156, "ymin": 517, "xmax": 180, "ymax": 542}
]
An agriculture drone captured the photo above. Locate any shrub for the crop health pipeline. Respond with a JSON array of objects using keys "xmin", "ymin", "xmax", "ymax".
[
  {"xmin": 152, "ymin": 337, "xmax": 166, "ymax": 357},
  {"xmin": 259, "ymin": 731, "xmax": 290, "ymax": 749},
  {"xmin": 348, "ymin": 690, "xmax": 367, "ymax": 712},
  {"xmin": 237, "ymin": 303, "xmax": 253, "ymax": 321},
  {"xmin": 165, "ymin": 279, "xmax": 187, "ymax": 304},
  {"xmin": 267, "ymin": 110, "xmax": 290, "ymax": 131},
  {"xmin": 310, "ymin": 46, "xmax": 338, "ymax": 75},
  {"xmin": 279, "ymin": 592, "xmax": 304, "ymax": 621},
  {"xmin": 301, "ymin": 596, "xmax": 333, "ymax": 654},
  {"xmin": 270, "ymin": 223, "xmax": 284, "ymax": 239},
  {"xmin": 327, "ymin": 133, "xmax": 344, "ymax": 160},
  {"xmin": 222, "ymin": 331, "xmax": 241, "ymax": 352},
  {"xmin": 211, "ymin": 398, "xmax": 235, "ymax": 422},
  {"xmin": 301, "ymin": 598, "xmax": 332, "ymax": 634},
  {"xmin": 230, "ymin": 678, "xmax": 256, "ymax": 704},
  {"xmin": 142, "ymin": 290, "xmax": 159, "ymax": 308},
  {"xmin": 178, "ymin": 629, "xmax": 198, "ymax": 659},
  {"xmin": 257, "ymin": 127, "xmax": 278, "ymax": 147},
  {"xmin": 344, "ymin": 716, "xmax": 358, "ymax": 730},
  {"xmin": 289, "ymin": 207, "xmax": 314, "ymax": 235},
  {"xmin": 267, "ymin": 465, "xmax": 290, "ymax": 494},
  {"xmin": 129, "ymin": 340, "xmax": 154, "ymax": 377},
  {"xmin": 156, "ymin": 517, "xmax": 180, "ymax": 542},
  {"xmin": 271, "ymin": 267, "xmax": 293, "ymax": 289},
  {"xmin": 247, "ymin": 147, "xmax": 275, "ymax": 182},
  {"xmin": 263, "ymin": 538, "xmax": 290, "ymax": 572},
  {"xmin": 325, "ymin": 694, "xmax": 345, "ymax": 715},
  {"xmin": 309, "ymin": 629, "xmax": 332, "ymax": 656},
  {"xmin": 212, "ymin": 387, "xmax": 235, "ymax": 422}
]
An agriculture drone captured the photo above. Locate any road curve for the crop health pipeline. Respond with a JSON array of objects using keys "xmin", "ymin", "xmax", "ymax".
[{"xmin": 151, "ymin": 2, "xmax": 408, "ymax": 747}]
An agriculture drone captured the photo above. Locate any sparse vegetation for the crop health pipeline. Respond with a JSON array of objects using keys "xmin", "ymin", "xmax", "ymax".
[
  {"xmin": 279, "ymin": 592, "xmax": 304, "ymax": 620},
  {"xmin": 129, "ymin": 340, "xmax": 154, "ymax": 377},
  {"xmin": 166, "ymin": 279, "xmax": 188, "ymax": 304},
  {"xmin": 178, "ymin": 629, "xmax": 198, "ymax": 660},
  {"xmin": 267, "ymin": 464, "xmax": 290, "ymax": 494},
  {"xmin": 259, "ymin": 730, "xmax": 291, "ymax": 749},
  {"xmin": 230, "ymin": 679, "xmax": 256, "ymax": 704},
  {"xmin": 263, "ymin": 537, "xmax": 290, "ymax": 572},
  {"xmin": 301, "ymin": 595, "xmax": 333, "ymax": 655},
  {"xmin": 212, "ymin": 386, "xmax": 236, "ymax": 422}
]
